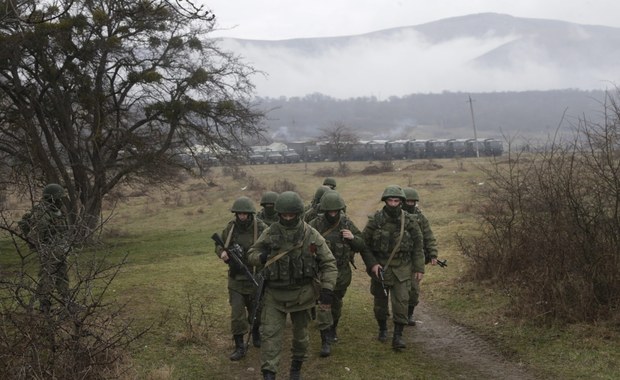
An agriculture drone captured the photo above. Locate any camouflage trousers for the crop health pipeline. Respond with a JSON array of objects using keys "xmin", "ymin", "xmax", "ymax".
[
  {"xmin": 37, "ymin": 256, "xmax": 69, "ymax": 311},
  {"xmin": 260, "ymin": 301, "xmax": 312, "ymax": 374},
  {"xmin": 408, "ymin": 275, "xmax": 421, "ymax": 308},
  {"xmin": 316, "ymin": 287, "xmax": 347, "ymax": 330},
  {"xmin": 228, "ymin": 289, "xmax": 255, "ymax": 335},
  {"xmin": 370, "ymin": 277, "xmax": 411, "ymax": 325}
]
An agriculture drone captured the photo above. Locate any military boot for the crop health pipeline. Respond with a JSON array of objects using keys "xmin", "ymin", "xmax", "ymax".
[
  {"xmin": 319, "ymin": 329, "xmax": 332, "ymax": 357},
  {"xmin": 229, "ymin": 334, "xmax": 246, "ymax": 361},
  {"xmin": 377, "ymin": 319, "xmax": 388, "ymax": 342},
  {"xmin": 392, "ymin": 323, "xmax": 406, "ymax": 349},
  {"xmin": 407, "ymin": 305, "xmax": 416, "ymax": 326},
  {"xmin": 262, "ymin": 370, "xmax": 276, "ymax": 380},
  {"xmin": 289, "ymin": 358, "xmax": 303, "ymax": 380},
  {"xmin": 252, "ymin": 323, "xmax": 261, "ymax": 347}
]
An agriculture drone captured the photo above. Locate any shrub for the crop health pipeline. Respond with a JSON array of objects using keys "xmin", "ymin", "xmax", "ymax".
[
  {"xmin": 459, "ymin": 90, "xmax": 620, "ymax": 323},
  {"xmin": 273, "ymin": 179, "xmax": 297, "ymax": 193}
]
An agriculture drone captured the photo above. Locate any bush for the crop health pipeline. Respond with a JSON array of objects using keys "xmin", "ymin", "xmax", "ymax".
[
  {"xmin": 313, "ymin": 167, "xmax": 335, "ymax": 177},
  {"xmin": 459, "ymin": 90, "xmax": 620, "ymax": 323},
  {"xmin": 0, "ymin": 216, "xmax": 147, "ymax": 378},
  {"xmin": 272, "ymin": 179, "xmax": 297, "ymax": 193}
]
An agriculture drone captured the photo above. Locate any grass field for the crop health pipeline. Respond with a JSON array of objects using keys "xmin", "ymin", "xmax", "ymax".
[{"xmin": 2, "ymin": 158, "xmax": 619, "ymax": 379}]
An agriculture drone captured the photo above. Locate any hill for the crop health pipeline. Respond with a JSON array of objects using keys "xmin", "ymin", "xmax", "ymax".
[{"xmin": 220, "ymin": 13, "xmax": 620, "ymax": 99}]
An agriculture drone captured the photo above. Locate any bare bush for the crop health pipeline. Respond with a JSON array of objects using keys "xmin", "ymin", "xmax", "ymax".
[
  {"xmin": 314, "ymin": 167, "xmax": 335, "ymax": 177},
  {"xmin": 246, "ymin": 175, "xmax": 265, "ymax": 192},
  {"xmin": 0, "ymin": 214, "xmax": 148, "ymax": 378},
  {"xmin": 459, "ymin": 90, "xmax": 620, "ymax": 323},
  {"xmin": 175, "ymin": 292, "xmax": 211, "ymax": 344},
  {"xmin": 272, "ymin": 179, "xmax": 297, "ymax": 193},
  {"xmin": 222, "ymin": 166, "xmax": 247, "ymax": 180}
]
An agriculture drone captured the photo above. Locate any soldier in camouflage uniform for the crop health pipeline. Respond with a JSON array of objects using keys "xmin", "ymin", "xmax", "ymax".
[
  {"xmin": 308, "ymin": 190, "xmax": 366, "ymax": 357},
  {"xmin": 257, "ymin": 191, "xmax": 279, "ymax": 226},
  {"xmin": 359, "ymin": 185, "xmax": 424, "ymax": 350},
  {"xmin": 322, "ymin": 177, "xmax": 337, "ymax": 190},
  {"xmin": 402, "ymin": 187, "xmax": 438, "ymax": 326},
  {"xmin": 248, "ymin": 191, "xmax": 337, "ymax": 380},
  {"xmin": 18, "ymin": 183, "xmax": 69, "ymax": 313},
  {"xmin": 303, "ymin": 185, "xmax": 330, "ymax": 223},
  {"xmin": 215, "ymin": 196, "xmax": 267, "ymax": 361}
]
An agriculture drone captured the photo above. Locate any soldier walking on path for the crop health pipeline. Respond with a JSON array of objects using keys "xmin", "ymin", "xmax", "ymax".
[
  {"xmin": 308, "ymin": 190, "xmax": 367, "ymax": 357},
  {"xmin": 359, "ymin": 185, "xmax": 425, "ymax": 350},
  {"xmin": 248, "ymin": 191, "xmax": 337, "ymax": 380},
  {"xmin": 215, "ymin": 196, "xmax": 267, "ymax": 361},
  {"xmin": 402, "ymin": 187, "xmax": 439, "ymax": 326}
]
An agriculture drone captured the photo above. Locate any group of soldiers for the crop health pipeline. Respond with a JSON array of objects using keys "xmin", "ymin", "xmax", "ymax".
[{"xmin": 214, "ymin": 178, "xmax": 439, "ymax": 380}]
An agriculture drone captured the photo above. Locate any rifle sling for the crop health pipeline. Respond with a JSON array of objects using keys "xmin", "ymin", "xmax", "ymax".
[
  {"xmin": 264, "ymin": 224, "xmax": 307, "ymax": 269},
  {"xmin": 383, "ymin": 210, "xmax": 405, "ymax": 273},
  {"xmin": 224, "ymin": 218, "xmax": 259, "ymax": 248},
  {"xmin": 321, "ymin": 221, "xmax": 340, "ymax": 237}
]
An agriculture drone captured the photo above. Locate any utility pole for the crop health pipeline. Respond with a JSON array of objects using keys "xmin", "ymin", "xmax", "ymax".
[{"xmin": 467, "ymin": 95, "xmax": 480, "ymax": 158}]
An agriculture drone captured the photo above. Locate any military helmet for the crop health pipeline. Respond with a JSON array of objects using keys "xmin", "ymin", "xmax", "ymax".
[
  {"xmin": 320, "ymin": 190, "xmax": 345, "ymax": 211},
  {"xmin": 323, "ymin": 177, "xmax": 337, "ymax": 189},
  {"xmin": 403, "ymin": 187, "xmax": 420, "ymax": 201},
  {"xmin": 42, "ymin": 183, "xmax": 65, "ymax": 201},
  {"xmin": 230, "ymin": 196, "xmax": 256, "ymax": 213},
  {"xmin": 260, "ymin": 191, "xmax": 278, "ymax": 206},
  {"xmin": 313, "ymin": 186, "xmax": 330, "ymax": 203},
  {"xmin": 275, "ymin": 191, "xmax": 304, "ymax": 214},
  {"xmin": 381, "ymin": 185, "xmax": 405, "ymax": 201}
]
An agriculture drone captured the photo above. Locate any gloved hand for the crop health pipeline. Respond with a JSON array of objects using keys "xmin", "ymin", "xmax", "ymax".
[
  {"xmin": 319, "ymin": 288, "xmax": 334, "ymax": 306},
  {"xmin": 259, "ymin": 251, "xmax": 269, "ymax": 264}
]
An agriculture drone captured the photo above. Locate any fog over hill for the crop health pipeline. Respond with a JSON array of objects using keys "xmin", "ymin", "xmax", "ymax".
[{"xmin": 219, "ymin": 13, "xmax": 620, "ymax": 99}]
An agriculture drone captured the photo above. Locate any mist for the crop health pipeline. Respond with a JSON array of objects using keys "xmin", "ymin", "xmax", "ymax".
[{"xmin": 218, "ymin": 17, "xmax": 619, "ymax": 99}]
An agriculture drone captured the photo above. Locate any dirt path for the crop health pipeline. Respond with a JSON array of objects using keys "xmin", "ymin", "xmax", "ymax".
[
  {"xmin": 408, "ymin": 301, "xmax": 536, "ymax": 379},
  {"xmin": 349, "ymin": 200, "xmax": 537, "ymax": 379}
]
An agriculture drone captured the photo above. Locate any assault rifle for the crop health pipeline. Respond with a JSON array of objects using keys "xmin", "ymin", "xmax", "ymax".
[
  {"xmin": 211, "ymin": 233, "xmax": 258, "ymax": 287},
  {"xmin": 341, "ymin": 218, "xmax": 357, "ymax": 269},
  {"xmin": 378, "ymin": 267, "xmax": 388, "ymax": 296},
  {"xmin": 247, "ymin": 270, "xmax": 265, "ymax": 347},
  {"xmin": 436, "ymin": 259, "xmax": 448, "ymax": 268}
]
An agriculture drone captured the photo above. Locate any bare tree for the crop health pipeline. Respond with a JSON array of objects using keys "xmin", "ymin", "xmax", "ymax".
[
  {"xmin": 0, "ymin": 0, "xmax": 264, "ymax": 228},
  {"xmin": 319, "ymin": 122, "xmax": 359, "ymax": 174}
]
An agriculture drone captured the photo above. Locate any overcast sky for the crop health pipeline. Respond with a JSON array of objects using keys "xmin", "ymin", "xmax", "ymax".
[{"xmin": 204, "ymin": 0, "xmax": 620, "ymax": 40}]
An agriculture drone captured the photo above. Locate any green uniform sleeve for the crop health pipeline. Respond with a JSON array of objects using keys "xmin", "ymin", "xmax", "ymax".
[
  {"xmin": 247, "ymin": 225, "xmax": 271, "ymax": 266},
  {"xmin": 408, "ymin": 216, "xmax": 425, "ymax": 273},
  {"xmin": 311, "ymin": 229, "xmax": 337, "ymax": 290},
  {"xmin": 418, "ymin": 212, "xmax": 438, "ymax": 260},
  {"xmin": 360, "ymin": 214, "xmax": 380, "ymax": 273},
  {"xmin": 215, "ymin": 222, "xmax": 232, "ymax": 258}
]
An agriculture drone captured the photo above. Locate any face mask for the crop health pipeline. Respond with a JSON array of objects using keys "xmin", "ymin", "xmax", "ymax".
[
  {"xmin": 402, "ymin": 204, "xmax": 415, "ymax": 213},
  {"xmin": 384, "ymin": 204, "xmax": 401, "ymax": 218},
  {"xmin": 279, "ymin": 215, "xmax": 300, "ymax": 228},
  {"xmin": 263, "ymin": 205, "xmax": 276, "ymax": 216},
  {"xmin": 325, "ymin": 211, "xmax": 340, "ymax": 225}
]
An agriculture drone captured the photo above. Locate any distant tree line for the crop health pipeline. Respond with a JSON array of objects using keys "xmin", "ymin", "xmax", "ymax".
[{"xmin": 256, "ymin": 89, "xmax": 607, "ymax": 142}]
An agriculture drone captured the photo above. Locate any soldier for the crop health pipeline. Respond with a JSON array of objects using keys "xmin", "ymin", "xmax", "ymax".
[
  {"xmin": 359, "ymin": 185, "xmax": 424, "ymax": 350},
  {"xmin": 18, "ymin": 183, "xmax": 69, "ymax": 313},
  {"xmin": 323, "ymin": 177, "xmax": 337, "ymax": 190},
  {"xmin": 257, "ymin": 191, "xmax": 279, "ymax": 226},
  {"xmin": 248, "ymin": 191, "xmax": 337, "ymax": 380},
  {"xmin": 402, "ymin": 187, "xmax": 438, "ymax": 326},
  {"xmin": 215, "ymin": 196, "xmax": 267, "ymax": 361},
  {"xmin": 308, "ymin": 190, "xmax": 366, "ymax": 357},
  {"xmin": 303, "ymin": 185, "xmax": 330, "ymax": 222}
]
